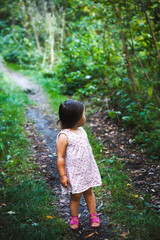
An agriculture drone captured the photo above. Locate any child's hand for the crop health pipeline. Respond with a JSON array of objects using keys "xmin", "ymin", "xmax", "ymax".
[{"xmin": 61, "ymin": 176, "xmax": 69, "ymax": 188}]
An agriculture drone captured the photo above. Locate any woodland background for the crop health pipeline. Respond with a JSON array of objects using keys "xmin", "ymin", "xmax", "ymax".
[
  {"xmin": 0, "ymin": 0, "xmax": 160, "ymax": 239},
  {"xmin": 1, "ymin": 0, "xmax": 160, "ymax": 158}
]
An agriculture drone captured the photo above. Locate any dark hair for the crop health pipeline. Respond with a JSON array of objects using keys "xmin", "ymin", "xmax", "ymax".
[{"xmin": 58, "ymin": 100, "xmax": 84, "ymax": 129}]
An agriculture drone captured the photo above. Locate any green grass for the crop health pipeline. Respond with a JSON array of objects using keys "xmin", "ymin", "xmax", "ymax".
[
  {"xmin": 0, "ymin": 178, "xmax": 66, "ymax": 240},
  {"xmin": 0, "ymin": 70, "xmax": 67, "ymax": 239}
]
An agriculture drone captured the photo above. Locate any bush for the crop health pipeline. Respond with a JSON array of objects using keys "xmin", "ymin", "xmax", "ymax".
[
  {"xmin": 56, "ymin": 49, "xmax": 107, "ymax": 96},
  {"xmin": 112, "ymin": 92, "xmax": 160, "ymax": 157},
  {"xmin": 0, "ymin": 24, "xmax": 42, "ymax": 68}
]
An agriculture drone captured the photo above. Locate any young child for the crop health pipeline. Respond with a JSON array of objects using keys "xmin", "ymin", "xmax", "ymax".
[{"xmin": 56, "ymin": 100, "xmax": 102, "ymax": 230}]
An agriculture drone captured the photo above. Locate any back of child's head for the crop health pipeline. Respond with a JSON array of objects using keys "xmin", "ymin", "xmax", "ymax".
[{"xmin": 59, "ymin": 100, "xmax": 84, "ymax": 129}]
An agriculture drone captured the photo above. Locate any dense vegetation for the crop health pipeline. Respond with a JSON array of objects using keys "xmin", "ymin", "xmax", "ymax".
[{"xmin": 1, "ymin": 0, "xmax": 160, "ymax": 158}]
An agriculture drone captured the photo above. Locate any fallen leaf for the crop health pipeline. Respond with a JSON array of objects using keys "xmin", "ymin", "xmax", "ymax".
[
  {"xmin": 7, "ymin": 211, "xmax": 15, "ymax": 215},
  {"xmin": 41, "ymin": 165, "xmax": 47, "ymax": 168},
  {"xmin": 120, "ymin": 230, "xmax": 130, "ymax": 237},
  {"xmin": 46, "ymin": 215, "xmax": 53, "ymax": 219},
  {"xmin": 110, "ymin": 131, "xmax": 115, "ymax": 135},
  {"xmin": 84, "ymin": 232, "xmax": 95, "ymax": 238},
  {"xmin": 60, "ymin": 198, "xmax": 66, "ymax": 203},
  {"xmin": 1, "ymin": 203, "xmax": 7, "ymax": 206},
  {"xmin": 120, "ymin": 146, "xmax": 125, "ymax": 151},
  {"xmin": 32, "ymin": 223, "xmax": 39, "ymax": 226}
]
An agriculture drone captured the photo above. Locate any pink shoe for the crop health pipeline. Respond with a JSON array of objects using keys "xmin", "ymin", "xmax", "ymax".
[
  {"xmin": 69, "ymin": 216, "xmax": 79, "ymax": 230},
  {"xmin": 90, "ymin": 214, "xmax": 100, "ymax": 228}
]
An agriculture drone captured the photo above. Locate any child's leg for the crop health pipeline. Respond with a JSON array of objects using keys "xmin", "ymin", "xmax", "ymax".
[
  {"xmin": 70, "ymin": 193, "xmax": 82, "ymax": 228},
  {"xmin": 83, "ymin": 188, "xmax": 100, "ymax": 227},
  {"xmin": 83, "ymin": 188, "xmax": 96, "ymax": 214},
  {"xmin": 70, "ymin": 193, "xmax": 82, "ymax": 216}
]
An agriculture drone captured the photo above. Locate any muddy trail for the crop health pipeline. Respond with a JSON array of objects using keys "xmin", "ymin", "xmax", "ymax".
[{"xmin": 0, "ymin": 63, "xmax": 114, "ymax": 240}]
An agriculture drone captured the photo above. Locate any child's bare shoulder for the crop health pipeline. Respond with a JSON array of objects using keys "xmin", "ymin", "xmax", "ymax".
[{"xmin": 57, "ymin": 132, "xmax": 68, "ymax": 145}]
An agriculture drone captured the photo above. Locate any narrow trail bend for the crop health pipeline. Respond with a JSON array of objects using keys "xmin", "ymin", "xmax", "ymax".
[{"xmin": 0, "ymin": 63, "xmax": 113, "ymax": 240}]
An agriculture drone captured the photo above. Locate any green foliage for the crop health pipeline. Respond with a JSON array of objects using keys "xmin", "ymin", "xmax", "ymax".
[
  {"xmin": 0, "ymin": 24, "xmax": 42, "ymax": 68},
  {"xmin": 108, "ymin": 110, "xmax": 122, "ymax": 119},
  {"xmin": 56, "ymin": 29, "xmax": 108, "ymax": 96},
  {"xmin": 1, "ymin": 0, "xmax": 160, "ymax": 157},
  {"xmin": 113, "ymin": 92, "xmax": 160, "ymax": 157},
  {"xmin": 53, "ymin": 2, "xmax": 160, "ymax": 157}
]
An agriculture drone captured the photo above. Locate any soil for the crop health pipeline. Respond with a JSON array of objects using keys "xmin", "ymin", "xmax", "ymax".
[{"xmin": 1, "ymin": 62, "xmax": 159, "ymax": 239}]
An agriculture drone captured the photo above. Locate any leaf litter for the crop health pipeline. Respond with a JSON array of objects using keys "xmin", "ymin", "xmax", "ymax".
[{"xmin": 87, "ymin": 109, "xmax": 160, "ymax": 210}]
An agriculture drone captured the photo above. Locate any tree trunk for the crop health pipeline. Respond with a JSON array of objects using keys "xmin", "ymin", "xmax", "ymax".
[
  {"xmin": 60, "ymin": 8, "xmax": 66, "ymax": 49},
  {"xmin": 40, "ymin": 0, "xmax": 46, "ymax": 18},
  {"xmin": 23, "ymin": 0, "xmax": 41, "ymax": 53},
  {"xmin": 32, "ymin": 24, "xmax": 42, "ymax": 53},
  {"xmin": 113, "ymin": 3, "xmax": 137, "ymax": 94},
  {"xmin": 141, "ymin": 1, "xmax": 160, "ymax": 65},
  {"xmin": 48, "ymin": 14, "xmax": 55, "ymax": 69},
  {"xmin": 42, "ymin": 43, "xmax": 46, "ymax": 66},
  {"xmin": 130, "ymin": 43, "xmax": 160, "ymax": 106}
]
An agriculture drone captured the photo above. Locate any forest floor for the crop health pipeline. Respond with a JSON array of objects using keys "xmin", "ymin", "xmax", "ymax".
[
  {"xmin": 87, "ymin": 110, "xmax": 160, "ymax": 210},
  {"xmin": 1, "ymin": 62, "xmax": 159, "ymax": 239}
]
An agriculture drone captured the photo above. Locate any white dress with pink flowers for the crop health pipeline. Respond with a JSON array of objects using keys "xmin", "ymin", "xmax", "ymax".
[{"xmin": 57, "ymin": 127, "xmax": 102, "ymax": 194}]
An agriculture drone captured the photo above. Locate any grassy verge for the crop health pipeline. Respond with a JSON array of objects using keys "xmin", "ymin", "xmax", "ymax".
[
  {"xmin": 4, "ymin": 63, "xmax": 160, "ymax": 239},
  {"xmin": 0, "ymin": 70, "xmax": 67, "ymax": 239}
]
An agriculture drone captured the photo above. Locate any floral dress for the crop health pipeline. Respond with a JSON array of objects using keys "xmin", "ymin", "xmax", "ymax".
[{"xmin": 57, "ymin": 127, "xmax": 102, "ymax": 194}]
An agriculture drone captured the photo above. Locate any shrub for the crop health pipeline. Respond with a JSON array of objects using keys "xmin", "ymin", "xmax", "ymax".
[{"xmin": 0, "ymin": 24, "xmax": 42, "ymax": 68}]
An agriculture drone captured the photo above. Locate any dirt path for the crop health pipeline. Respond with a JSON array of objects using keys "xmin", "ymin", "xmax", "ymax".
[{"xmin": 0, "ymin": 63, "xmax": 113, "ymax": 240}]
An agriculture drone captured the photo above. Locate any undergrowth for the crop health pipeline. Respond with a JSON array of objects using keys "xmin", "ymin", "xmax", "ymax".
[{"xmin": 0, "ymin": 71, "xmax": 67, "ymax": 239}]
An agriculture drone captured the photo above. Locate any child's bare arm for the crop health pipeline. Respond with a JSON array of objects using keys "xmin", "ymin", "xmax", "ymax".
[{"xmin": 57, "ymin": 134, "xmax": 69, "ymax": 187}]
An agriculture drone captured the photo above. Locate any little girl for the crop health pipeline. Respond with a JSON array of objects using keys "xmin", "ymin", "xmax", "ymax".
[{"xmin": 56, "ymin": 100, "xmax": 102, "ymax": 230}]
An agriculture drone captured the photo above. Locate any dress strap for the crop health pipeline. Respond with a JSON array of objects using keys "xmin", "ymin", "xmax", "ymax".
[
  {"xmin": 57, "ymin": 129, "xmax": 71, "ymax": 142},
  {"xmin": 57, "ymin": 129, "xmax": 69, "ymax": 136},
  {"xmin": 79, "ymin": 127, "xmax": 87, "ymax": 137}
]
